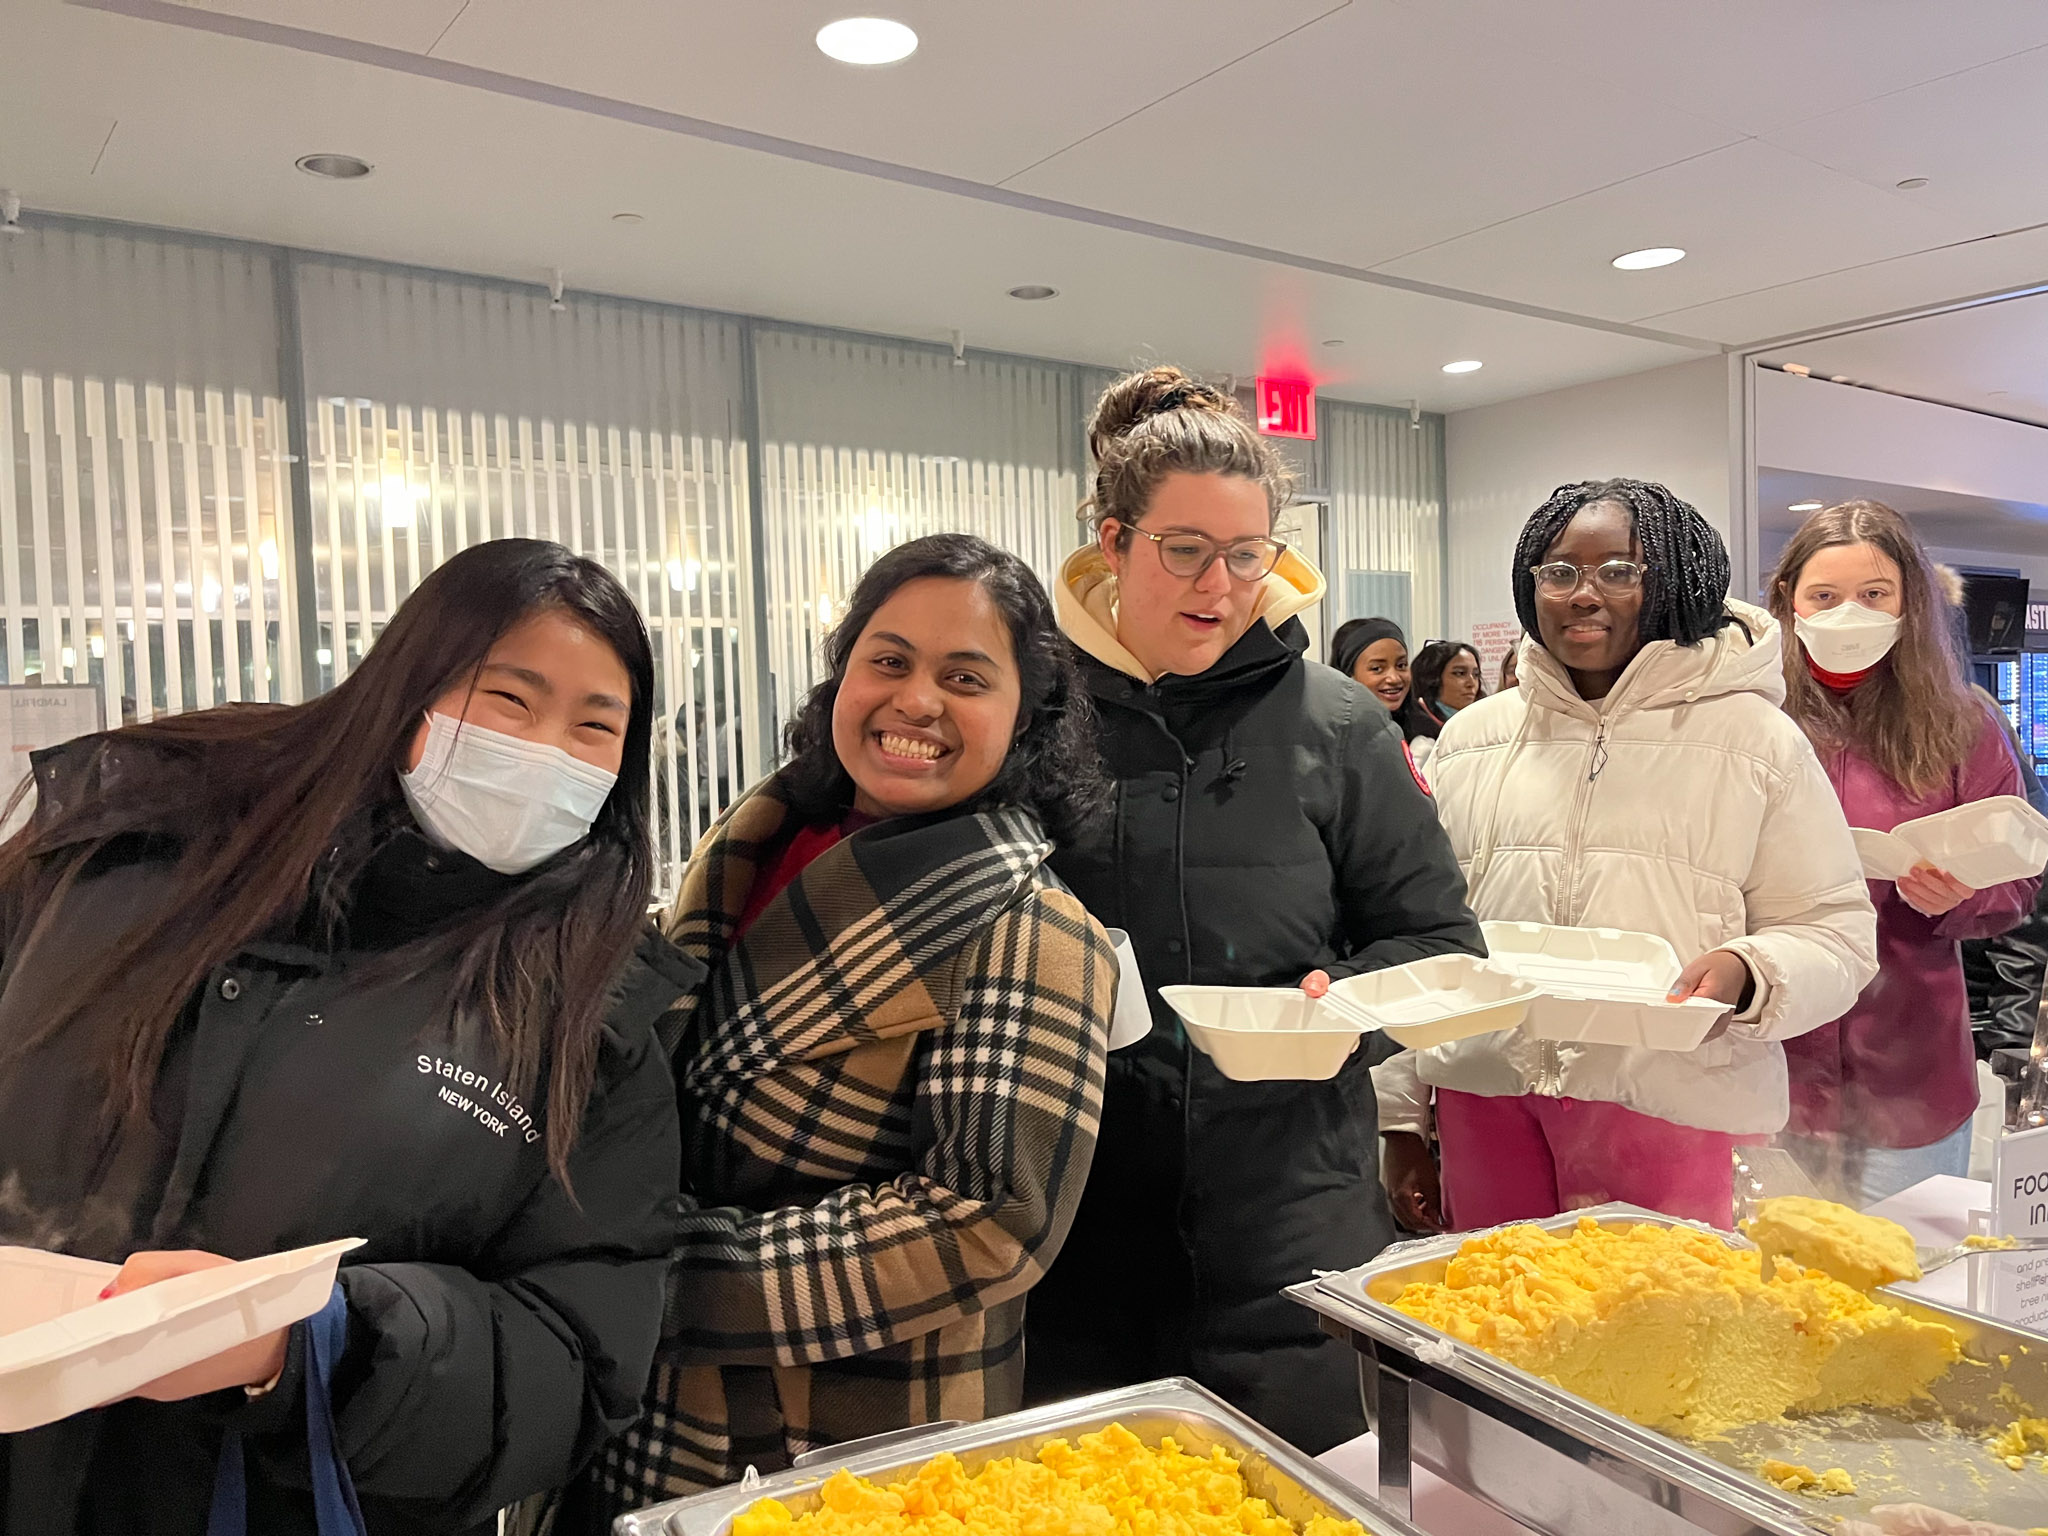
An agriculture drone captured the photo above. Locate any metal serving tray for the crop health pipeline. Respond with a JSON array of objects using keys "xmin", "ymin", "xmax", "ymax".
[
  {"xmin": 612, "ymin": 1378, "xmax": 1425, "ymax": 1536},
  {"xmin": 1289, "ymin": 1203, "xmax": 2048, "ymax": 1536}
]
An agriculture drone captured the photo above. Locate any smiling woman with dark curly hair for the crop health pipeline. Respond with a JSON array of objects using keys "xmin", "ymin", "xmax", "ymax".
[{"xmin": 579, "ymin": 533, "xmax": 1119, "ymax": 1522}]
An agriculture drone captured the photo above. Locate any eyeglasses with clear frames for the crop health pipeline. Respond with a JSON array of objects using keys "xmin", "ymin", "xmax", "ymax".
[
  {"xmin": 1119, "ymin": 522, "xmax": 1288, "ymax": 583},
  {"xmin": 1529, "ymin": 559, "xmax": 1647, "ymax": 598}
]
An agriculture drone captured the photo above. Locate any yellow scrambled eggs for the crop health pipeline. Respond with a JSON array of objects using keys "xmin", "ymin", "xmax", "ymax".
[
  {"xmin": 732, "ymin": 1424, "xmax": 1366, "ymax": 1536},
  {"xmin": 1389, "ymin": 1216, "xmax": 1958, "ymax": 1436}
]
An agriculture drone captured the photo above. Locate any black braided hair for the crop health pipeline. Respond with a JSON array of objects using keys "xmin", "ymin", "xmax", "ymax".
[{"xmin": 1510, "ymin": 478, "xmax": 1734, "ymax": 649}]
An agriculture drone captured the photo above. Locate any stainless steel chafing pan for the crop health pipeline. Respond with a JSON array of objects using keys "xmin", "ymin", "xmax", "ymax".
[
  {"xmin": 1290, "ymin": 1203, "xmax": 2048, "ymax": 1535},
  {"xmin": 613, "ymin": 1377, "xmax": 1424, "ymax": 1536}
]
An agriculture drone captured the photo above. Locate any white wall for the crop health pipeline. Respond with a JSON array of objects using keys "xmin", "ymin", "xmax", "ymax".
[
  {"xmin": 1756, "ymin": 367, "xmax": 2048, "ymax": 506},
  {"xmin": 1442, "ymin": 357, "xmax": 1735, "ymax": 642},
  {"xmin": 1920, "ymin": 543, "xmax": 2048, "ymax": 585}
]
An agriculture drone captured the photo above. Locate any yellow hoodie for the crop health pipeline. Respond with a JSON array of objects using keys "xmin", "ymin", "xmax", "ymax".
[{"xmin": 1055, "ymin": 542, "xmax": 1327, "ymax": 684}]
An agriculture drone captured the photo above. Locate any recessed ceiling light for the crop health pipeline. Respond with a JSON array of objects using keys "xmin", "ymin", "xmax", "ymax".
[
  {"xmin": 1006, "ymin": 284, "xmax": 1058, "ymax": 300},
  {"xmin": 1611, "ymin": 246, "xmax": 1685, "ymax": 270},
  {"xmin": 1781, "ymin": 362, "xmax": 1811, "ymax": 376},
  {"xmin": 612, "ymin": 211, "xmax": 644, "ymax": 225},
  {"xmin": 1896, "ymin": 177, "xmax": 1930, "ymax": 190},
  {"xmin": 1441, "ymin": 359, "xmax": 1483, "ymax": 374},
  {"xmin": 1321, "ymin": 338, "xmax": 1345, "ymax": 348},
  {"xmin": 1988, "ymin": 389, "xmax": 2010, "ymax": 397},
  {"xmin": 816, "ymin": 17, "xmax": 918, "ymax": 65},
  {"xmin": 295, "ymin": 153, "xmax": 372, "ymax": 180},
  {"xmin": 1788, "ymin": 501, "xmax": 1824, "ymax": 513}
]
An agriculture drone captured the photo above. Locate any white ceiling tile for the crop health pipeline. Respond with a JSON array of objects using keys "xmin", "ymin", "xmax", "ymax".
[
  {"xmin": 1765, "ymin": 45, "xmax": 2048, "ymax": 231},
  {"xmin": 1643, "ymin": 224, "xmax": 2048, "ymax": 346},
  {"xmin": 1391, "ymin": 0, "xmax": 2048, "ymax": 137},
  {"xmin": 7, "ymin": 0, "xmax": 1700, "ymax": 414},
  {"xmin": 1007, "ymin": 0, "xmax": 1737, "ymax": 269},
  {"xmin": 1375, "ymin": 140, "xmax": 1971, "ymax": 335},
  {"xmin": 165, "ymin": 0, "xmax": 467, "ymax": 54},
  {"xmin": 432, "ymin": 0, "xmax": 1340, "ymax": 185}
]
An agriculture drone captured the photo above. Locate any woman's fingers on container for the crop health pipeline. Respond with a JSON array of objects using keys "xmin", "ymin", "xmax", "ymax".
[
  {"xmin": 1897, "ymin": 864, "xmax": 1969, "ymax": 917},
  {"xmin": 99, "ymin": 1248, "xmax": 235, "ymax": 1300},
  {"xmin": 1665, "ymin": 949, "xmax": 1749, "ymax": 1006},
  {"xmin": 1300, "ymin": 970, "xmax": 1331, "ymax": 999}
]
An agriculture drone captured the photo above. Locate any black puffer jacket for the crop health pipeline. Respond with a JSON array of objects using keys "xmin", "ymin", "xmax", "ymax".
[
  {"xmin": 1024, "ymin": 573, "xmax": 1481, "ymax": 1454},
  {"xmin": 0, "ymin": 738, "xmax": 701, "ymax": 1536}
]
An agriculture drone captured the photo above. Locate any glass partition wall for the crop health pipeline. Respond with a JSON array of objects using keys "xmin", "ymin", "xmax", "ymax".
[{"xmin": 1, "ymin": 214, "xmax": 1448, "ymax": 896}]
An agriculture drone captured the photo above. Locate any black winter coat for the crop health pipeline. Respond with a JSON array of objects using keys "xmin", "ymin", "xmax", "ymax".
[
  {"xmin": 1023, "ymin": 617, "xmax": 1482, "ymax": 1453},
  {"xmin": 0, "ymin": 741, "xmax": 701, "ymax": 1536}
]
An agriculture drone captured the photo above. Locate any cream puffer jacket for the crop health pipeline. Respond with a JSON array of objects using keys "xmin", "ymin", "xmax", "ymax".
[{"xmin": 1374, "ymin": 603, "xmax": 1877, "ymax": 1136}]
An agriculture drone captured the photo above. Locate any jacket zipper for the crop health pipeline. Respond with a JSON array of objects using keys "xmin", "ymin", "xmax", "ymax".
[{"xmin": 1537, "ymin": 716, "xmax": 1608, "ymax": 1097}]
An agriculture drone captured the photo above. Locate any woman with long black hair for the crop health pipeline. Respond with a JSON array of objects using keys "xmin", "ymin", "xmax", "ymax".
[
  {"xmin": 0, "ymin": 539, "xmax": 698, "ymax": 1535},
  {"xmin": 588, "ymin": 534, "xmax": 1116, "ymax": 1509}
]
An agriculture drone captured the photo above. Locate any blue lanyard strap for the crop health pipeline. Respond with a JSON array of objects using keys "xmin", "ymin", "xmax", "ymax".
[{"xmin": 208, "ymin": 1284, "xmax": 367, "ymax": 1536}]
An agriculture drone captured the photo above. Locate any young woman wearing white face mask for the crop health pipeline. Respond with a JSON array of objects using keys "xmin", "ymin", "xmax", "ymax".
[
  {"xmin": 0, "ymin": 539, "xmax": 699, "ymax": 1536},
  {"xmin": 1770, "ymin": 501, "xmax": 2039, "ymax": 1205}
]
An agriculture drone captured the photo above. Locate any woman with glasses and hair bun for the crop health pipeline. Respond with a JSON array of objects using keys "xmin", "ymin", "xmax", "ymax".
[
  {"xmin": 1022, "ymin": 367, "xmax": 1482, "ymax": 1454},
  {"xmin": 1376, "ymin": 479, "xmax": 1876, "ymax": 1235}
]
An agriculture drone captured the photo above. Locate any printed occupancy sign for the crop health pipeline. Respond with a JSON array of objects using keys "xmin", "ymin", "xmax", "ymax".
[
  {"xmin": 1470, "ymin": 618, "xmax": 1521, "ymax": 693},
  {"xmin": 1991, "ymin": 1123, "xmax": 2048, "ymax": 1331}
]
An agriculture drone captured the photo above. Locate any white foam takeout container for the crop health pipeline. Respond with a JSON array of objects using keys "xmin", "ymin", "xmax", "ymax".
[
  {"xmin": 1319, "ymin": 924, "xmax": 1728, "ymax": 1054},
  {"xmin": 0, "ymin": 1237, "xmax": 362, "ymax": 1433},
  {"xmin": 1478, "ymin": 921, "xmax": 1729, "ymax": 1050},
  {"xmin": 1852, "ymin": 795, "xmax": 2048, "ymax": 890},
  {"xmin": 1157, "ymin": 985, "xmax": 1367, "ymax": 1082},
  {"xmin": 1321, "ymin": 954, "xmax": 1538, "ymax": 1050}
]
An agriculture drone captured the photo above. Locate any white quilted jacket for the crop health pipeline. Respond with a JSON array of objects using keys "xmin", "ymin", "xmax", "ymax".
[{"xmin": 1374, "ymin": 603, "xmax": 1877, "ymax": 1136}]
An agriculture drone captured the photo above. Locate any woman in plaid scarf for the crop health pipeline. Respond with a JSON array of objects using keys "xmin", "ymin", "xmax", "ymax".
[{"xmin": 583, "ymin": 534, "xmax": 1118, "ymax": 1517}]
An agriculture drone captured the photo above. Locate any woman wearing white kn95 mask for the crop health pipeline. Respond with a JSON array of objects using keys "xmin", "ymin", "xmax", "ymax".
[
  {"xmin": 0, "ymin": 537, "xmax": 702, "ymax": 1536},
  {"xmin": 1770, "ymin": 500, "xmax": 2038, "ymax": 1207}
]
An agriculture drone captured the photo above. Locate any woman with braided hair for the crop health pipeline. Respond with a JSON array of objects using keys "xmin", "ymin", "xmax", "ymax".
[
  {"xmin": 1376, "ymin": 479, "xmax": 1876, "ymax": 1232},
  {"xmin": 1024, "ymin": 366, "xmax": 1481, "ymax": 1452}
]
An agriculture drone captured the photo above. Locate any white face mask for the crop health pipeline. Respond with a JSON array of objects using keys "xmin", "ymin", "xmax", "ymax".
[
  {"xmin": 1794, "ymin": 601, "xmax": 1902, "ymax": 674},
  {"xmin": 400, "ymin": 712, "xmax": 617, "ymax": 875}
]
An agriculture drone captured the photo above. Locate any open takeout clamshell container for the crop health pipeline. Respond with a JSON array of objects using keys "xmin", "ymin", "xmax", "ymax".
[
  {"xmin": 1853, "ymin": 794, "xmax": 2048, "ymax": 889},
  {"xmin": 1156, "ymin": 985, "xmax": 1370, "ymax": 1082},
  {"xmin": 1322, "ymin": 923, "xmax": 1728, "ymax": 1053},
  {"xmin": 0, "ymin": 1237, "xmax": 363, "ymax": 1433},
  {"xmin": 1322, "ymin": 954, "xmax": 1538, "ymax": 1050}
]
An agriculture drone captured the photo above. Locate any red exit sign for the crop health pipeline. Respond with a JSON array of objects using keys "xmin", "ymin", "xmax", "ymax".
[{"xmin": 1255, "ymin": 376, "xmax": 1316, "ymax": 439}]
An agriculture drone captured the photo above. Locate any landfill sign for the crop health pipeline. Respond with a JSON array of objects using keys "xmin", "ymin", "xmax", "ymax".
[
  {"xmin": 0, "ymin": 686, "xmax": 105, "ymax": 835},
  {"xmin": 1991, "ymin": 1123, "xmax": 2048, "ymax": 1331}
]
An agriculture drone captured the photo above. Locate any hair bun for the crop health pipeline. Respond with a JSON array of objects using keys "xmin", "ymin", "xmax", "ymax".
[{"xmin": 1088, "ymin": 366, "xmax": 1236, "ymax": 456}]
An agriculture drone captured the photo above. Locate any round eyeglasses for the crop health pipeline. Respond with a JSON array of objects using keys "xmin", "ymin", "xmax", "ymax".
[
  {"xmin": 1122, "ymin": 523, "xmax": 1287, "ymax": 583},
  {"xmin": 1529, "ymin": 559, "xmax": 1646, "ymax": 598}
]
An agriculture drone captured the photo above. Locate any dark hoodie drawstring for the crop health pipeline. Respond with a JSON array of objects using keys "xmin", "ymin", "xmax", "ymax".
[{"xmin": 1211, "ymin": 723, "xmax": 1248, "ymax": 797}]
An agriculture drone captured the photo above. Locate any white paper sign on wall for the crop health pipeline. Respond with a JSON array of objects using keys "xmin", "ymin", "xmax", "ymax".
[
  {"xmin": 0, "ymin": 686, "xmax": 106, "ymax": 835},
  {"xmin": 1990, "ymin": 1123, "xmax": 2048, "ymax": 1331}
]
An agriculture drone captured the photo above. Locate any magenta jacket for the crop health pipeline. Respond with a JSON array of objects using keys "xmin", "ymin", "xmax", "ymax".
[{"xmin": 1785, "ymin": 710, "xmax": 2038, "ymax": 1147}]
